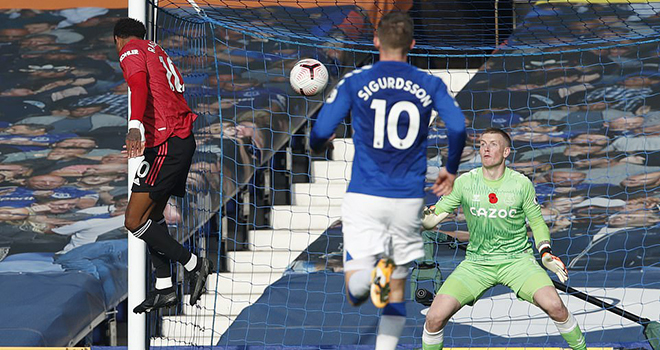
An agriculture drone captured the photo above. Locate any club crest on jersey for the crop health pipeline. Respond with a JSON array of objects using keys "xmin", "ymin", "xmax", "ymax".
[
  {"xmin": 470, "ymin": 207, "xmax": 517, "ymax": 218},
  {"xmin": 504, "ymin": 194, "xmax": 515, "ymax": 205}
]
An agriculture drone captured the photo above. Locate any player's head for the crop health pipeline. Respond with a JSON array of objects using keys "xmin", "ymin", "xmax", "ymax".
[
  {"xmin": 113, "ymin": 18, "xmax": 146, "ymax": 53},
  {"xmin": 374, "ymin": 12, "xmax": 415, "ymax": 58},
  {"xmin": 479, "ymin": 127, "xmax": 511, "ymax": 169}
]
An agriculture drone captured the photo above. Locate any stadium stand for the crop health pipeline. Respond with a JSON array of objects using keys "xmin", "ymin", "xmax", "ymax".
[{"xmin": 0, "ymin": 6, "xmax": 132, "ymax": 346}]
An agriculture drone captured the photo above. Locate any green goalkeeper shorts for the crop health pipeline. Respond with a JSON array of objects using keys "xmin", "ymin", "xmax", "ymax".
[{"xmin": 437, "ymin": 254, "xmax": 553, "ymax": 306}]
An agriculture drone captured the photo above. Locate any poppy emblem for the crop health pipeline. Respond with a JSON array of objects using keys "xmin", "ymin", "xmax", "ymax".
[{"xmin": 489, "ymin": 193, "xmax": 498, "ymax": 204}]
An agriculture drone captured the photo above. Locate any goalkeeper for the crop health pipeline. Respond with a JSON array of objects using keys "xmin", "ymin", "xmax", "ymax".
[{"xmin": 421, "ymin": 128, "xmax": 586, "ymax": 350}]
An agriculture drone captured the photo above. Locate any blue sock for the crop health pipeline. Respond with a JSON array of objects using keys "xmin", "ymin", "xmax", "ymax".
[
  {"xmin": 383, "ymin": 302, "xmax": 406, "ymax": 317},
  {"xmin": 348, "ymin": 290, "xmax": 368, "ymax": 305}
]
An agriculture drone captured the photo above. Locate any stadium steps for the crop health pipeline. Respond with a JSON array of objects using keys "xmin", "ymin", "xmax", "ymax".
[
  {"xmin": 161, "ymin": 138, "xmax": 353, "ymax": 345},
  {"xmin": 225, "ymin": 250, "xmax": 302, "ymax": 273},
  {"xmin": 271, "ymin": 205, "xmax": 342, "ymax": 230},
  {"xmin": 249, "ymin": 228, "xmax": 325, "ymax": 251},
  {"xmin": 331, "ymin": 138, "xmax": 355, "ymax": 162},
  {"xmin": 312, "ymin": 160, "xmax": 352, "ymax": 183},
  {"xmin": 293, "ymin": 183, "xmax": 348, "ymax": 206},
  {"xmin": 155, "ymin": 315, "xmax": 235, "ymax": 345}
]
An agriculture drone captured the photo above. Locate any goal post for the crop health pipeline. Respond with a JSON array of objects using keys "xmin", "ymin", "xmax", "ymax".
[{"xmin": 127, "ymin": 0, "xmax": 148, "ymax": 349}]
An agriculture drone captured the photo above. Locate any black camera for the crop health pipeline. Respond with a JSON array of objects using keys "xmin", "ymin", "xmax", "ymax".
[{"xmin": 415, "ymin": 288, "xmax": 434, "ymax": 307}]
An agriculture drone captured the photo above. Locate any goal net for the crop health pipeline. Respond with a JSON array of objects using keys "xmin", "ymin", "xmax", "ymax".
[{"xmin": 145, "ymin": 0, "xmax": 660, "ymax": 347}]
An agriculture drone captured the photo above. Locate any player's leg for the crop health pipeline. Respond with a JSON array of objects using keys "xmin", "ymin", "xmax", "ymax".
[
  {"xmin": 167, "ymin": 134, "xmax": 212, "ymax": 306},
  {"xmin": 423, "ymin": 260, "xmax": 494, "ymax": 350},
  {"xmin": 125, "ymin": 192, "xmax": 196, "ymax": 270},
  {"xmin": 534, "ymin": 286, "xmax": 587, "ymax": 350},
  {"xmin": 126, "ymin": 192, "xmax": 181, "ymax": 313},
  {"xmin": 341, "ymin": 192, "xmax": 388, "ymax": 307},
  {"xmin": 372, "ymin": 197, "xmax": 423, "ymax": 350},
  {"xmin": 148, "ymin": 198, "xmax": 173, "ymax": 292},
  {"xmin": 501, "ymin": 255, "xmax": 586, "ymax": 350},
  {"xmin": 374, "ymin": 266, "xmax": 410, "ymax": 350},
  {"xmin": 423, "ymin": 293, "xmax": 462, "ymax": 350},
  {"xmin": 128, "ymin": 136, "xmax": 209, "ymax": 309},
  {"xmin": 344, "ymin": 257, "xmax": 378, "ymax": 306}
]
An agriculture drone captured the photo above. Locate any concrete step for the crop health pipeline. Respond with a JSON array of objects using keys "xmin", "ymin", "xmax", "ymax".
[
  {"xmin": 207, "ymin": 272, "xmax": 282, "ymax": 293},
  {"xmin": 332, "ymin": 138, "xmax": 354, "ymax": 162},
  {"xmin": 312, "ymin": 160, "xmax": 352, "ymax": 183},
  {"xmin": 249, "ymin": 229, "xmax": 324, "ymax": 251},
  {"xmin": 312, "ymin": 177, "xmax": 350, "ymax": 185},
  {"xmin": 182, "ymin": 293, "xmax": 261, "ymax": 316},
  {"xmin": 193, "ymin": 272, "xmax": 283, "ymax": 294},
  {"xmin": 292, "ymin": 183, "xmax": 347, "ymax": 206},
  {"xmin": 151, "ymin": 335, "xmax": 216, "ymax": 346},
  {"xmin": 160, "ymin": 315, "xmax": 233, "ymax": 340},
  {"xmin": 270, "ymin": 205, "xmax": 342, "ymax": 230},
  {"xmin": 226, "ymin": 250, "xmax": 300, "ymax": 273}
]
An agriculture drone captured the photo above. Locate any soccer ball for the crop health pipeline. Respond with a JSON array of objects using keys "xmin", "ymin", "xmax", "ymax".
[{"xmin": 290, "ymin": 59, "xmax": 329, "ymax": 96}]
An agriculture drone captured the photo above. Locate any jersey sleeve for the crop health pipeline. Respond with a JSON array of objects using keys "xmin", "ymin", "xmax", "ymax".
[
  {"xmin": 309, "ymin": 77, "xmax": 351, "ymax": 151},
  {"xmin": 119, "ymin": 46, "xmax": 147, "ymax": 80},
  {"xmin": 434, "ymin": 174, "xmax": 464, "ymax": 214},
  {"xmin": 521, "ymin": 179, "xmax": 551, "ymax": 248},
  {"xmin": 127, "ymin": 71, "xmax": 148, "ymax": 133},
  {"xmin": 432, "ymin": 78, "xmax": 467, "ymax": 175}
]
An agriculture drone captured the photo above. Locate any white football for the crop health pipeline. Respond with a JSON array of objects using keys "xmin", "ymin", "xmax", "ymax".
[{"xmin": 290, "ymin": 58, "xmax": 329, "ymax": 96}]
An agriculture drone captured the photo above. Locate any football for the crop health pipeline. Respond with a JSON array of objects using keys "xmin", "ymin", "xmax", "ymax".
[{"xmin": 289, "ymin": 58, "xmax": 329, "ymax": 96}]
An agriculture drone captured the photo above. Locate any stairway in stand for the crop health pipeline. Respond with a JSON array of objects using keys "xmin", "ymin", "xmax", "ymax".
[{"xmin": 151, "ymin": 138, "xmax": 354, "ymax": 346}]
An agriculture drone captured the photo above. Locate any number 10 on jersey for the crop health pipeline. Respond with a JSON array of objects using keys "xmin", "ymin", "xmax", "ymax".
[{"xmin": 371, "ymin": 99, "xmax": 420, "ymax": 150}]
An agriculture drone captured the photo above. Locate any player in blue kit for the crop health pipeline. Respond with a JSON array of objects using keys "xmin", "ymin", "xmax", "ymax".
[{"xmin": 310, "ymin": 12, "xmax": 467, "ymax": 350}]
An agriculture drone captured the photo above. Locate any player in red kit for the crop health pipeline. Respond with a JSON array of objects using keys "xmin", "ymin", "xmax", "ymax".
[{"xmin": 114, "ymin": 18, "xmax": 212, "ymax": 313}]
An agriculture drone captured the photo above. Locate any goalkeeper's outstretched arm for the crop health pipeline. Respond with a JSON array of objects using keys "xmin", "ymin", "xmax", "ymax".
[
  {"xmin": 522, "ymin": 180, "xmax": 569, "ymax": 282},
  {"xmin": 422, "ymin": 175, "xmax": 464, "ymax": 230}
]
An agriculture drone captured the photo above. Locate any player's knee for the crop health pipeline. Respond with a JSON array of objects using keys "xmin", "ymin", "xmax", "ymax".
[
  {"xmin": 124, "ymin": 215, "xmax": 146, "ymax": 233},
  {"xmin": 545, "ymin": 298, "xmax": 568, "ymax": 321},
  {"xmin": 426, "ymin": 307, "xmax": 447, "ymax": 333},
  {"xmin": 424, "ymin": 310, "xmax": 446, "ymax": 332},
  {"xmin": 425, "ymin": 296, "xmax": 454, "ymax": 331}
]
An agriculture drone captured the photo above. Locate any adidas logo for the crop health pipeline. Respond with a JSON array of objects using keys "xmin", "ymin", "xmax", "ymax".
[{"xmin": 133, "ymin": 178, "xmax": 140, "ymax": 186}]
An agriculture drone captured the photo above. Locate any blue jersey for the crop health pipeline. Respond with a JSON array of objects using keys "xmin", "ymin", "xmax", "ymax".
[{"xmin": 310, "ymin": 61, "xmax": 466, "ymax": 198}]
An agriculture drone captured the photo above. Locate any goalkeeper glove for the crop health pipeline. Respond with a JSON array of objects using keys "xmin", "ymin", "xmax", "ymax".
[
  {"xmin": 539, "ymin": 245, "xmax": 568, "ymax": 282},
  {"xmin": 422, "ymin": 206, "xmax": 449, "ymax": 230}
]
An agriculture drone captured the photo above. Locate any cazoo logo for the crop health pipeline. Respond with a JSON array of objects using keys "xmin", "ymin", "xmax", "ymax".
[{"xmin": 470, "ymin": 207, "xmax": 517, "ymax": 218}]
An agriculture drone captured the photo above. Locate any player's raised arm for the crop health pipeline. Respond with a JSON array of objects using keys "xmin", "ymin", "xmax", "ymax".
[
  {"xmin": 522, "ymin": 179, "xmax": 568, "ymax": 282},
  {"xmin": 125, "ymin": 71, "xmax": 148, "ymax": 158},
  {"xmin": 309, "ymin": 77, "xmax": 352, "ymax": 152},
  {"xmin": 116, "ymin": 30, "xmax": 148, "ymax": 158},
  {"xmin": 431, "ymin": 79, "xmax": 466, "ymax": 195}
]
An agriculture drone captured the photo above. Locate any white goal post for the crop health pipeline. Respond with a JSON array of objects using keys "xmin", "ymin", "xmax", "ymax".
[{"xmin": 127, "ymin": 0, "xmax": 148, "ymax": 349}]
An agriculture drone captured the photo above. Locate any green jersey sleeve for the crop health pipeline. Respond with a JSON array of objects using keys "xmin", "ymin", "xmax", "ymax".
[
  {"xmin": 434, "ymin": 174, "xmax": 464, "ymax": 214},
  {"xmin": 521, "ymin": 178, "xmax": 551, "ymax": 249}
]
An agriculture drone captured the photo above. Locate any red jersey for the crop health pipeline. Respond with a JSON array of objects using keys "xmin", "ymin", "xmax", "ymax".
[{"xmin": 119, "ymin": 39, "xmax": 197, "ymax": 148}]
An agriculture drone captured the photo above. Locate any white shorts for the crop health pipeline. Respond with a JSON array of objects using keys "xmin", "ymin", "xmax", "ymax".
[{"xmin": 341, "ymin": 192, "xmax": 425, "ymax": 270}]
